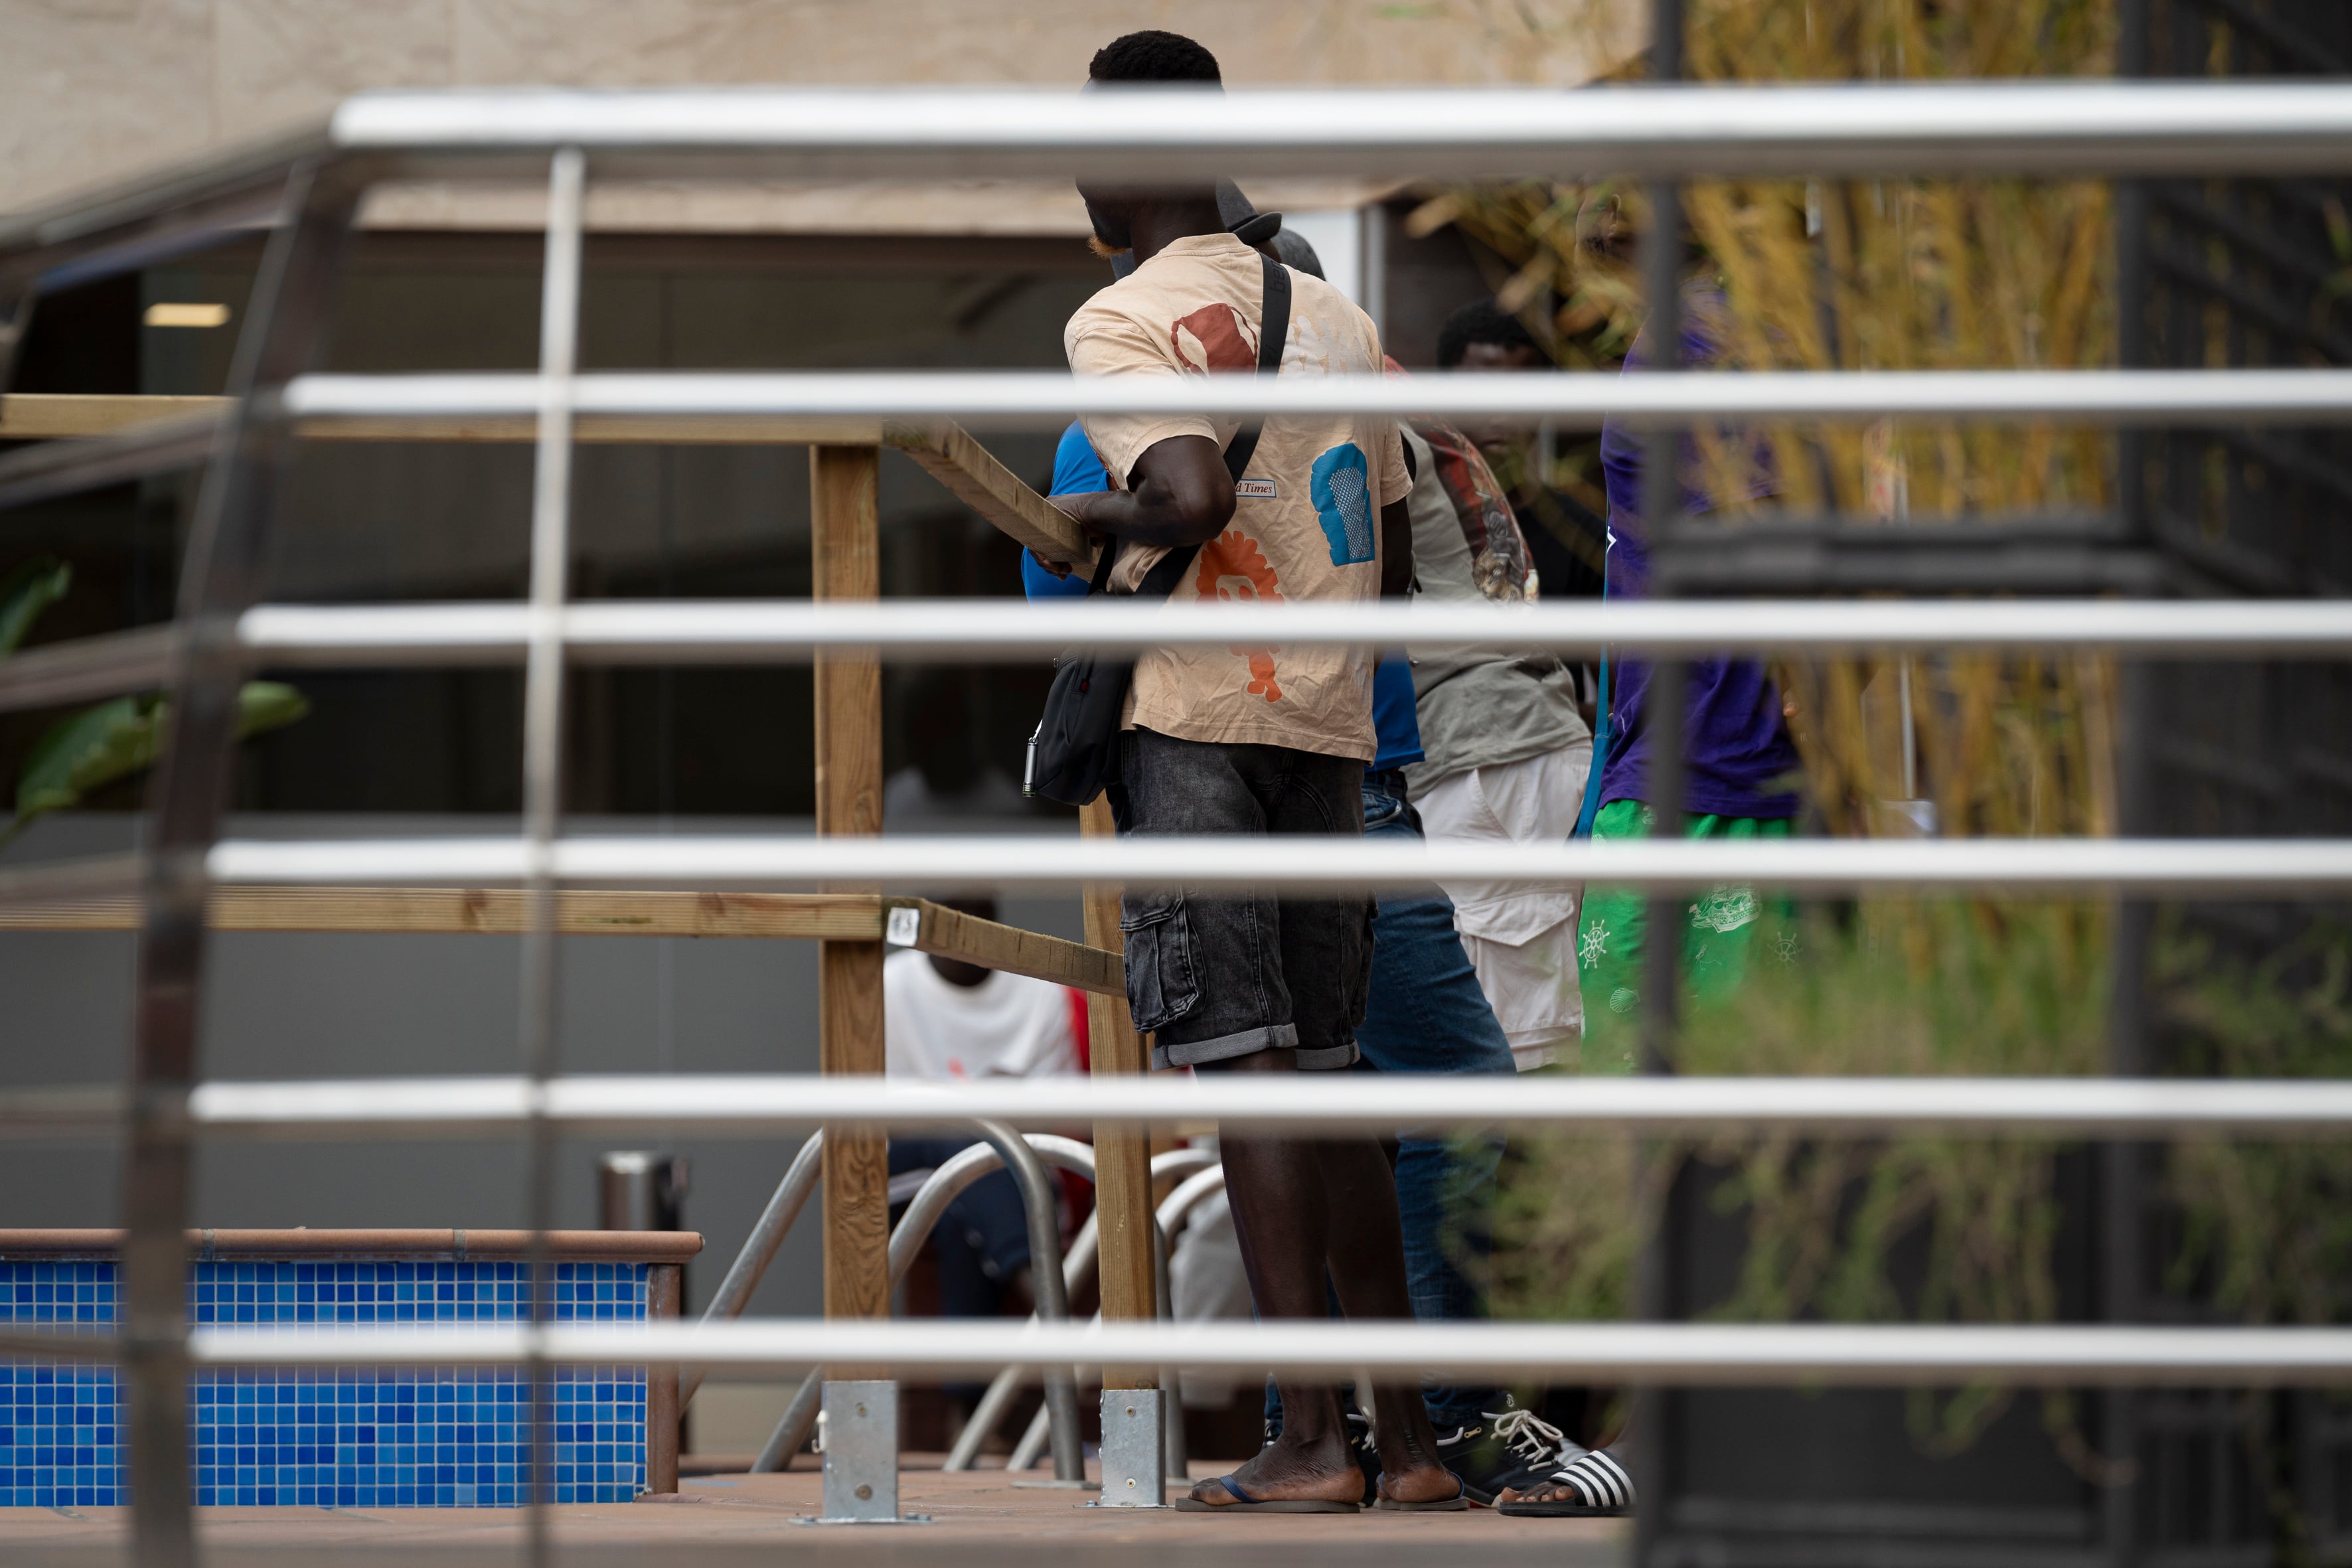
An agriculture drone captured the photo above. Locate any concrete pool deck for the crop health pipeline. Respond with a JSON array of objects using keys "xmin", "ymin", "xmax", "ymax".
[{"xmin": 4, "ymin": 1461, "xmax": 1628, "ymax": 1567}]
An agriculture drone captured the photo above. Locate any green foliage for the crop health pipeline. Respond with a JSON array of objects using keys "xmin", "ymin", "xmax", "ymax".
[
  {"xmin": 0, "ymin": 553, "xmax": 309, "ymax": 846},
  {"xmin": 1493, "ymin": 905, "xmax": 2352, "ymax": 1463},
  {"xmin": 0, "ymin": 556, "xmax": 72, "ymax": 658},
  {"xmin": 3, "ymin": 683, "xmax": 309, "ymax": 846},
  {"xmin": 2159, "ymin": 921, "xmax": 2352, "ymax": 1326},
  {"xmin": 1495, "ymin": 901, "xmax": 2103, "ymax": 1458},
  {"xmin": 15, "ymin": 696, "xmax": 163, "ymax": 823}
]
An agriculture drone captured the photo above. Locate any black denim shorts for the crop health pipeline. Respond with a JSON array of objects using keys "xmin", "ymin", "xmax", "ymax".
[{"xmin": 1117, "ymin": 728, "xmax": 1373, "ymax": 1071}]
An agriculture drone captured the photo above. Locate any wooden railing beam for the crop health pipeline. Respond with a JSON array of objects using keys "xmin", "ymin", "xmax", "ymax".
[
  {"xmin": 1081, "ymin": 793, "xmax": 1158, "ymax": 1390},
  {"xmin": 0, "ymin": 394, "xmax": 1089, "ymax": 563},
  {"xmin": 811, "ymin": 443, "xmax": 890, "ymax": 1335}
]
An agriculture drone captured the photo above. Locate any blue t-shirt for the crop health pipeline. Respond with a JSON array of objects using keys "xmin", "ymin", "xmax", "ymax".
[
  {"xmin": 1595, "ymin": 293, "xmax": 1800, "ymax": 819},
  {"xmin": 1368, "ymin": 657, "xmax": 1424, "ymax": 772},
  {"xmin": 1032, "ymin": 422, "xmax": 1423, "ymax": 770},
  {"xmin": 1022, "ymin": 426, "xmax": 1103, "ymax": 600}
]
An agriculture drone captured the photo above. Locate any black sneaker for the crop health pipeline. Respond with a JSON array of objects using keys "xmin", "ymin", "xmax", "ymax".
[
  {"xmin": 1435, "ymin": 1397, "xmax": 1578, "ymax": 1506},
  {"xmin": 1345, "ymin": 1410, "xmax": 1381, "ymax": 1503}
]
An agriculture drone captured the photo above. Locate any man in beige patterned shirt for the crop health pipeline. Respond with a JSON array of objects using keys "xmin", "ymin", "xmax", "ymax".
[{"xmin": 1046, "ymin": 29, "xmax": 1457, "ymax": 1517}]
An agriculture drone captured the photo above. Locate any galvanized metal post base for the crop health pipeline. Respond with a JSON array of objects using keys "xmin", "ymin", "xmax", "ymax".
[
  {"xmin": 799, "ymin": 1379, "xmax": 929, "ymax": 1526},
  {"xmin": 1095, "ymin": 1388, "xmax": 1168, "ymax": 1508}
]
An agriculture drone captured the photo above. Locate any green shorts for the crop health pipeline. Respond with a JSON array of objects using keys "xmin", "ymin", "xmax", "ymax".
[{"xmin": 1574, "ymin": 799, "xmax": 1798, "ymax": 1074}]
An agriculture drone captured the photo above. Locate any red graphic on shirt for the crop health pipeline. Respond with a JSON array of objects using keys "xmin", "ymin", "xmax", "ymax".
[
  {"xmin": 1196, "ymin": 530, "xmax": 1285, "ymax": 702},
  {"xmin": 1170, "ymin": 303, "xmax": 1259, "ymax": 374}
]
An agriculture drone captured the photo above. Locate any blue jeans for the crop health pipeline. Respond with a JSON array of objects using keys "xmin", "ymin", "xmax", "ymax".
[{"xmin": 1268, "ymin": 769, "xmax": 1516, "ymax": 1435}]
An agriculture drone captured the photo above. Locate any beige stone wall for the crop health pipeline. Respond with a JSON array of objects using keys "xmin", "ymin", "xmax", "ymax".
[{"xmin": 2, "ymin": 0, "xmax": 1636, "ymax": 220}]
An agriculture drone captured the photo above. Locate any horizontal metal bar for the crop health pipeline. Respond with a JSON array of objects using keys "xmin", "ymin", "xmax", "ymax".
[
  {"xmin": 27, "ymin": 593, "xmax": 2349, "ymax": 719},
  {"xmin": 0, "ymin": 625, "xmax": 177, "ymax": 714},
  {"xmin": 281, "ymin": 368, "xmax": 2352, "ymax": 431},
  {"xmin": 0, "ymin": 1318, "xmax": 2315, "ymax": 1387},
  {"xmin": 0, "ymin": 1329, "xmax": 118, "ymax": 1363},
  {"xmin": 8, "ymin": 82, "xmax": 2352, "ymax": 281},
  {"xmin": 0, "ymin": 126, "xmax": 328, "ymax": 293},
  {"xmin": 0, "ymin": 407, "xmax": 224, "ymax": 514},
  {"xmin": 198, "ymin": 833, "xmax": 2352, "ymax": 898},
  {"xmin": 0, "ymin": 1086, "xmax": 126, "ymax": 1137},
  {"xmin": 1652, "ymin": 512, "xmax": 2167, "ymax": 595},
  {"xmin": 0, "ymin": 854, "xmax": 143, "ymax": 914},
  {"xmin": 9, "ymin": 1073, "xmax": 2352, "ymax": 1143},
  {"xmin": 1659, "ymin": 545, "xmax": 2164, "ymax": 597},
  {"xmin": 22, "ymin": 589, "xmax": 2343, "ymax": 717},
  {"xmin": 13, "ymin": 82, "xmax": 2352, "ymax": 289},
  {"xmin": 228, "ymin": 599, "xmax": 2352, "ymax": 665},
  {"xmin": 315, "ymin": 82, "xmax": 2352, "ymax": 180}
]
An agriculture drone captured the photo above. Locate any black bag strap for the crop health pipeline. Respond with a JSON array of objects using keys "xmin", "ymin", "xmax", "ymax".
[
  {"xmin": 1131, "ymin": 250, "xmax": 1291, "ymax": 600},
  {"xmin": 1085, "ymin": 530, "xmax": 1123, "ymax": 594},
  {"xmin": 1219, "ymin": 250, "xmax": 1291, "ymax": 484}
]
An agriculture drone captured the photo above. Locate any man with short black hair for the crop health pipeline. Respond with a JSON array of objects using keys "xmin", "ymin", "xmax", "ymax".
[
  {"xmin": 1052, "ymin": 31, "xmax": 1458, "ymax": 1514},
  {"xmin": 1088, "ymin": 27, "xmax": 1223, "ymax": 82},
  {"xmin": 1435, "ymin": 297, "xmax": 1544, "ymax": 374}
]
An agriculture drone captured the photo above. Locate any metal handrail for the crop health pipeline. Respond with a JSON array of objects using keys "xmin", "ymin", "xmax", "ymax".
[
  {"xmin": 17, "ymin": 1073, "xmax": 2352, "ymax": 1141},
  {"xmin": 19, "ymin": 595, "xmax": 2352, "ymax": 722},
  {"xmin": 270, "ymin": 359, "xmax": 2352, "ymax": 425},
  {"xmin": 127, "ymin": 1317, "xmax": 2352, "ymax": 1385},
  {"xmin": 942, "ymin": 1147, "xmax": 1216, "ymax": 1473},
  {"xmin": 272, "ymin": 365, "xmax": 2352, "ymax": 428},
  {"xmin": 16, "ymin": 80, "xmax": 2352, "ymax": 291},
  {"xmin": 1004, "ymin": 1157, "xmax": 1219, "ymax": 1474},
  {"xmin": 183, "ymin": 832, "xmax": 2352, "ymax": 900},
  {"xmin": 7, "ymin": 71, "xmax": 2351, "ymax": 1546},
  {"xmin": 224, "ymin": 595, "xmax": 2352, "ymax": 660},
  {"xmin": 680, "ymin": 1129, "xmax": 822, "ymax": 1408},
  {"xmin": 1148, "ymin": 1161, "xmax": 1229, "ymax": 1480},
  {"xmin": 1002, "ymin": 1193, "xmax": 1184, "ymax": 1476},
  {"xmin": 749, "ymin": 1131, "xmax": 1090, "ymax": 1480}
]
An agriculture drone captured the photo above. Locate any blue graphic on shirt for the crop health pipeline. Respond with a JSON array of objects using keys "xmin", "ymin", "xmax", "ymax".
[{"xmin": 1309, "ymin": 443, "xmax": 1375, "ymax": 566}]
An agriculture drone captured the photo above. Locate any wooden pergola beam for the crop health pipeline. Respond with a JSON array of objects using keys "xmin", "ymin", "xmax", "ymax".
[
  {"xmin": 4, "ymin": 387, "xmax": 1156, "ymax": 1460},
  {"xmin": 0, "ymin": 886, "xmax": 1123, "ymax": 995},
  {"xmin": 0, "ymin": 392, "xmax": 1090, "ymax": 564}
]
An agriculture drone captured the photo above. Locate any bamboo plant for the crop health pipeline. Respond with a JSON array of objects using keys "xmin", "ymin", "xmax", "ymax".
[{"xmin": 1429, "ymin": 0, "xmax": 2352, "ymax": 1484}]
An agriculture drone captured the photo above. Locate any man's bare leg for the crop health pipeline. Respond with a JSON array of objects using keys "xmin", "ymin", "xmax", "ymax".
[
  {"xmin": 1185, "ymin": 1050, "xmax": 1456, "ymax": 1507},
  {"xmin": 1312, "ymin": 1134, "xmax": 1456, "ymax": 1502}
]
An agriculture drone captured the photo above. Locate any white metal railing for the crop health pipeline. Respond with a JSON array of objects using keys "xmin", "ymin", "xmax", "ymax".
[
  {"xmin": 225, "ymin": 597, "xmax": 2352, "ymax": 662},
  {"xmin": 188, "ymin": 834, "xmax": 2352, "ymax": 896},
  {"xmin": 277, "ymin": 366, "xmax": 2352, "ymax": 428},
  {"xmin": 7, "ymin": 74, "xmax": 2352, "ymax": 1541},
  {"xmin": 10, "ymin": 597, "xmax": 2352, "ymax": 730},
  {"xmin": 7, "ymin": 1318, "xmax": 2352, "ymax": 1387},
  {"xmin": 2, "ymin": 1073, "xmax": 2349, "ymax": 1141},
  {"xmin": 309, "ymin": 81, "xmax": 2352, "ymax": 179}
]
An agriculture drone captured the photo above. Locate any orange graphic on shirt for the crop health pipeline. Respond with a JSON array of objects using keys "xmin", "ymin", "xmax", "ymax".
[
  {"xmin": 1170, "ymin": 303, "xmax": 1259, "ymax": 374},
  {"xmin": 1196, "ymin": 530, "xmax": 1285, "ymax": 702}
]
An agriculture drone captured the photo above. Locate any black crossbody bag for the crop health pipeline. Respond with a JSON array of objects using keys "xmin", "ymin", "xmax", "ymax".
[{"xmin": 1023, "ymin": 251, "xmax": 1292, "ymax": 807}]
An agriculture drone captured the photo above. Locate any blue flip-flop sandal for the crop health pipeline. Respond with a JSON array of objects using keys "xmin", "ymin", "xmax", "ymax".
[{"xmin": 1170, "ymin": 1476, "xmax": 1363, "ymax": 1514}]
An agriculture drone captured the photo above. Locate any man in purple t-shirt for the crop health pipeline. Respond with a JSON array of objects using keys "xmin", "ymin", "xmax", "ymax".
[{"xmin": 1573, "ymin": 276, "xmax": 1804, "ymax": 1075}]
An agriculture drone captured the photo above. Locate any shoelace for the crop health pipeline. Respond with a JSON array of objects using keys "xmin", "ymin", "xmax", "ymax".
[{"xmin": 1483, "ymin": 1405, "xmax": 1571, "ymax": 1466}]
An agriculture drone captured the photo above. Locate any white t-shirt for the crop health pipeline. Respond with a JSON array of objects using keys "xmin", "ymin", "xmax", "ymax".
[{"xmin": 882, "ymin": 949, "xmax": 1080, "ymax": 1081}]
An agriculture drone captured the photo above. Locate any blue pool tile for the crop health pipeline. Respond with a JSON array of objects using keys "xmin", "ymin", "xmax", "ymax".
[{"xmin": 0, "ymin": 1261, "xmax": 648, "ymax": 1507}]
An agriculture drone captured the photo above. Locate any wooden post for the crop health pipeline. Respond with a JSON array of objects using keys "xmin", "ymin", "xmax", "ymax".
[
  {"xmin": 1082, "ymin": 793, "xmax": 1158, "ymax": 1388},
  {"xmin": 812, "ymin": 446, "xmax": 890, "ymax": 1331},
  {"xmin": 645, "ymin": 1262, "xmax": 682, "ymax": 1494}
]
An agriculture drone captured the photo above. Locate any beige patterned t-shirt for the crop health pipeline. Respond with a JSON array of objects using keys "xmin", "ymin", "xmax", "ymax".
[{"xmin": 1063, "ymin": 233, "xmax": 1411, "ymax": 762}]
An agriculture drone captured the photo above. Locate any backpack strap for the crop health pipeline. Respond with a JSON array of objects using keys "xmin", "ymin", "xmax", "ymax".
[{"xmin": 1219, "ymin": 250, "xmax": 1291, "ymax": 485}]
